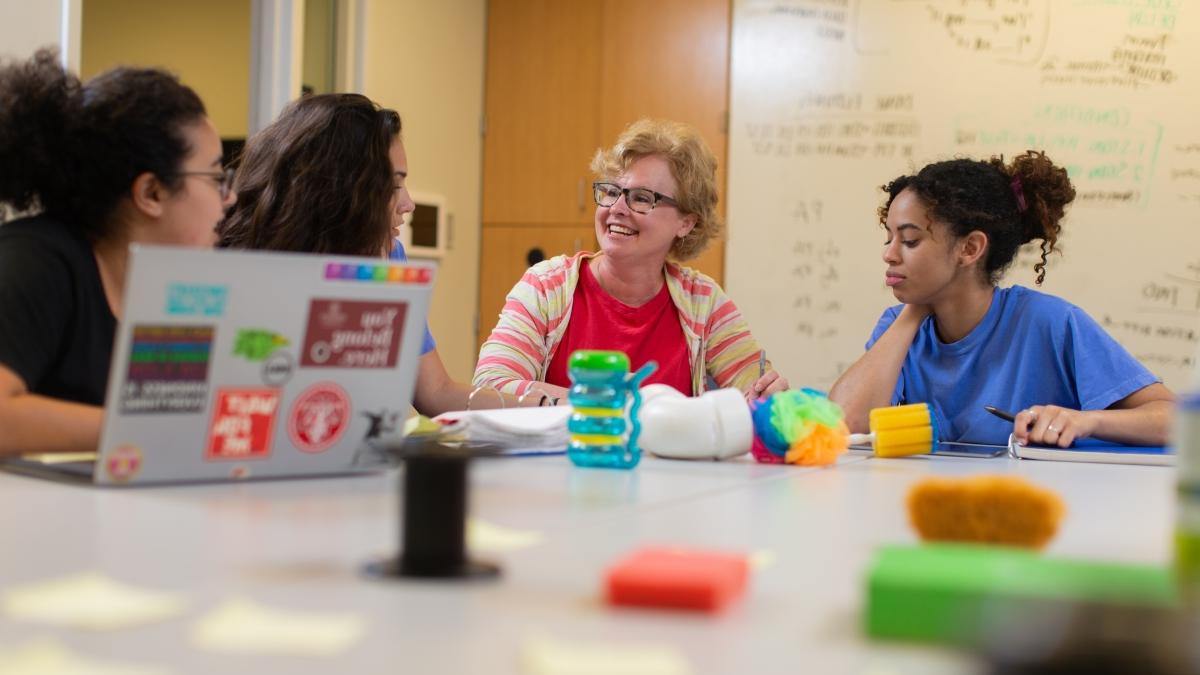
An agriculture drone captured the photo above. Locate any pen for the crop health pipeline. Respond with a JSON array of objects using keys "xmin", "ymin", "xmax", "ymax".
[
  {"xmin": 758, "ymin": 350, "xmax": 766, "ymax": 380},
  {"xmin": 983, "ymin": 405, "xmax": 1015, "ymax": 423}
]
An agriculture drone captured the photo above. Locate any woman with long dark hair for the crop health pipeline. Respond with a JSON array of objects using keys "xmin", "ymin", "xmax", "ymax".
[{"xmin": 220, "ymin": 93, "xmax": 520, "ymax": 415}]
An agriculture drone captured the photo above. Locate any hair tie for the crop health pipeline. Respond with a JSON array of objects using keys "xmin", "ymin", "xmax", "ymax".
[{"xmin": 1010, "ymin": 176, "xmax": 1028, "ymax": 213}]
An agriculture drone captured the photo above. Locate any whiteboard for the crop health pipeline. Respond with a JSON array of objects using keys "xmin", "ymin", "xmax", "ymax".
[{"xmin": 727, "ymin": 0, "xmax": 1200, "ymax": 392}]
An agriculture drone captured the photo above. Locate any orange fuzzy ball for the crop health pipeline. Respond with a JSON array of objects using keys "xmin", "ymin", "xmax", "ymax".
[
  {"xmin": 784, "ymin": 420, "xmax": 850, "ymax": 466},
  {"xmin": 906, "ymin": 475, "xmax": 1065, "ymax": 549}
]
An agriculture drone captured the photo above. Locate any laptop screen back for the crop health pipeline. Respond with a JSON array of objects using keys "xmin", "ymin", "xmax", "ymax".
[{"xmin": 94, "ymin": 245, "xmax": 433, "ymax": 485}]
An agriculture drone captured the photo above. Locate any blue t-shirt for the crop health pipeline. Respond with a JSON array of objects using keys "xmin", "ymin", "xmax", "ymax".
[
  {"xmin": 865, "ymin": 286, "xmax": 1158, "ymax": 444},
  {"xmin": 389, "ymin": 241, "xmax": 437, "ymax": 355}
]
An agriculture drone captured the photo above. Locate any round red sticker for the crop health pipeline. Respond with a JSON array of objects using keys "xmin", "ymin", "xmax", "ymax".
[
  {"xmin": 288, "ymin": 382, "xmax": 351, "ymax": 453},
  {"xmin": 105, "ymin": 444, "xmax": 143, "ymax": 482}
]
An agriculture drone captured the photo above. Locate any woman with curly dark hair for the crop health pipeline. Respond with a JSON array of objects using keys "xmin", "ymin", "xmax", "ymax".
[
  {"xmin": 0, "ymin": 49, "xmax": 231, "ymax": 455},
  {"xmin": 830, "ymin": 151, "xmax": 1173, "ymax": 447}
]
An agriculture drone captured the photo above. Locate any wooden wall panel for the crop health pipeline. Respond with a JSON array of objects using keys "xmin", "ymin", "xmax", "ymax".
[
  {"xmin": 482, "ymin": 1, "xmax": 602, "ymax": 225},
  {"xmin": 598, "ymin": 0, "xmax": 730, "ymax": 282},
  {"xmin": 477, "ymin": 224, "xmax": 597, "ymax": 348}
]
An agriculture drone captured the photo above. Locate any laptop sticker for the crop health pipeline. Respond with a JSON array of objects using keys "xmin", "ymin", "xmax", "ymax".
[
  {"xmin": 120, "ymin": 325, "xmax": 214, "ymax": 414},
  {"xmin": 105, "ymin": 444, "xmax": 143, "ymax": 482},
  {"xmin": 206, "ymin": 388, "xmax": 281, "ymax": 461},
  {"xmin": 166, "ymin": 283, "xmax": 228, "ymax": 316},
  {"xmin": 350, "ymin": 409, "xmax": 405, "ymax": 468},
  {"xmin": 324, "ymin": 262, "xmax": 432, "ymax": 284},
  {"xmin": 300, "ymin": 300, "xmax": 407, "ymax": 368},
  {"xmin": 233, "ymin": 329, "xmax": 290, "ymax": 362},
  {"xmin": 288, "ymin": 382, "xmax": 351, "ymax": 453},
  {"xmin": 261, "ymin": 351, "xmax": 296, "ymax": 387}
]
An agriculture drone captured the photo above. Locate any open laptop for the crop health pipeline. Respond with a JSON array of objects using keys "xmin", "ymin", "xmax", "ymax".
[{"xmin": 2, "ymin": 244, "xmax": 433, "ymax": 485}]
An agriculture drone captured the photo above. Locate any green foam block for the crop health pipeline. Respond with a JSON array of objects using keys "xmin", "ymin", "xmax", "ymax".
[{"xmin": 866, "ymin": 544, "xmax": 1177, "ymax": 645}]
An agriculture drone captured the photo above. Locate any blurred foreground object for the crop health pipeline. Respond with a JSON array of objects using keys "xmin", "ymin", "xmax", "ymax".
[{"xmin": 908, "ymin": 475, "xmax": 1065, "ymax": 549}]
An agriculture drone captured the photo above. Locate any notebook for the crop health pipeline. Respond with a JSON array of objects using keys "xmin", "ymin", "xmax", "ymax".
[
  {"xmin": 1007, "ymin": 434, "xmax": 1174, "ymax": 466},
  {"xmin": 1, "ymin": 244, "xmax": 434, "ymax": 485},
  {"xmin": 431, "ymin": 406, "xmax": 571, "ymax": 455}
]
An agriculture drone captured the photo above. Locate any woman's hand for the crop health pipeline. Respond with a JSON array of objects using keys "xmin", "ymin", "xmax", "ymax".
[
  {"xmin": 829, "ymin": 302, "xmax": 931, "ymax": 433},
  {"xmin": 899, "ymin": 303, "xmax": 932, "ymax": 322},
  {"xmin": 745, "ymin": 371, "xmax": 788, "ymax": 402},
  {"xmin": 1013, "ymin": 405, "xmax": 1099, "ymax": 448}
]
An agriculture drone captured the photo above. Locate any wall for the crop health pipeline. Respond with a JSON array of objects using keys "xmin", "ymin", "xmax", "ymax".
[
  {"xmin": 302, "ymin": 0, "xmax": 334, "ymax": 94},
  {"xmin": 0, "ymin": 0, "xmax": 77, "ymax": 65},
  {"xmin": 360, "ymin": 0, "xmax": 486, "ymax": 382},
  {"xmin": 727, "ymin": 0, "xmax": 1200, "ymax": 392},
  {"xmin": 80, "ymin": 0, "xmax": 252, "ymax": 139}
]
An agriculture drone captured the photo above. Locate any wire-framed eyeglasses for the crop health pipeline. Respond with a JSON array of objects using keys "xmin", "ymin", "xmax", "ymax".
[
  {"xmin": 593, "ymin": 182, "xmax": 679, "ymax": 214},
  {"xmin": 173, "ymin": 167, "xmax": 235, "ymax": 200}
]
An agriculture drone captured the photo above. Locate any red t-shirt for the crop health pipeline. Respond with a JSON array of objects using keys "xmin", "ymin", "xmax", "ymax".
[{"xmin": 545, "ymin": 262, "xmax": 692, "ymax": 395}]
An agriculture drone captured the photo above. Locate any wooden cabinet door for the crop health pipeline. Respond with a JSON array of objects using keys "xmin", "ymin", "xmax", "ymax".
[
  {"xmin": 476, "ymin": 224, "xmax": 597, "ymax": 350},
  {"xmin": 599, "ymin": 0, "xmax": 729, "ymax": 283},
  {"xmin": 481, "ymin": 1, "xmax": 602, "ymax": 225}
]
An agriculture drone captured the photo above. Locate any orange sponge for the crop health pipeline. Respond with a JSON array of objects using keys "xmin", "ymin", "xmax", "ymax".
[{"xmin": 907, "ymin": 475, "xmax": 1066, "ymax": 549}]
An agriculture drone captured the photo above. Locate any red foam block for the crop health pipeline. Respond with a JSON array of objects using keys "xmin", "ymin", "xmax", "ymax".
[{"xmin": 604, "ymin": 547, "xmax": 749, "ymax": 612}]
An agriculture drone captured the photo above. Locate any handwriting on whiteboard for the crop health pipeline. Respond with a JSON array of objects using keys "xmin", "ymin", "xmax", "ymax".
[
  {"xmin": 955, "ymin": 103, "xmax": 1163, "ymax": 207},
  {"xmin": 1041, "ymin": 32, "xmax": 1177, "ymax": 89},
  {"xmin": 742, "ymin": 0, "xmax": 849, "ymax": 41},
  {"xmin": 744, "ymin": 92, "xmax": 920, "ymax": 161},
  {"xmin": 849, "ymin": 0, "xmax": 1048, "ymax": 63},
  {"xmin": 1171, "ymin": 142, "xmax": 1200, "ymax": 207}
]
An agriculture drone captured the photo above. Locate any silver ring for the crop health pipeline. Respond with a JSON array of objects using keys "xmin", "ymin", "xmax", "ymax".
[{"xmin": 1047, "ymin": 424, "xmax": 1057, "ymax": 433}]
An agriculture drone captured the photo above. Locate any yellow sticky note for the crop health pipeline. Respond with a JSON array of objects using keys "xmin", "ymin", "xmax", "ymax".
[
  {"xmin": 522, "ymin": 636, "xmax": 693, "ymax": 675},
  {"xmin": 2, "ymin": 573, "xmax": 186, "ymax": 630},
  {"xmin": 403, "ymin": 414, "xmax": 442, "ymax": 436},
  {"xmin": 0, "ymin": 638, "xmax": 170, "ymax": 675},
  {"xmin": 468, "ymin": 518, "xmax": 544, "ymax": 553},
  {"xmin": 190, "ymin": 597, "xmax": 365, "ymax": 656}
]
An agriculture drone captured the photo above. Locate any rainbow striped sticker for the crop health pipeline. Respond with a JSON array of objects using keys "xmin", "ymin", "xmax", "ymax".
[{"xmin": 324, "ymin": 263, "xmax": 432, "ymax": 284}]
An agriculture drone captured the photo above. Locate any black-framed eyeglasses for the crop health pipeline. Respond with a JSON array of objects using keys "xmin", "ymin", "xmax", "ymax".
[
  {"xmin": 173, "ymin": 167, "xmax": 235, "ymax": 200},
  {"xmin": 593, "ymin": 182, "xmax": 679, "ymax": 214}
]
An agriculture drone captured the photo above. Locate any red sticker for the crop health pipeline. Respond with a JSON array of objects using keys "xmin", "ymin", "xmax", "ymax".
[
  {"xmin": 300, "ymin": 300, "xmax": 407, "ymax": 368},
  {"xmin": 288, "ymin": 382, "xmax": 351, "ymax": 453},
  {"xmin": 206, "ymin": 388, "xmax": 280, "ymax": 460},
  {"xmin": 105, "ymin": 444, "xmax": 143, "ymax": 482}
]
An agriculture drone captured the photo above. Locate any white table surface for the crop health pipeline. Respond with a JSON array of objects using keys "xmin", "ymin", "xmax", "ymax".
[{"xmin": 0, "ymin": 451, "xmax": 1175, "ymax": 674}]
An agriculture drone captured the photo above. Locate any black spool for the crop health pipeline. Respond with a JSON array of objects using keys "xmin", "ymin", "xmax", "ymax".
[{"xmin": 365, "ymin": 440, "xmax": 500, "ymax": 580}]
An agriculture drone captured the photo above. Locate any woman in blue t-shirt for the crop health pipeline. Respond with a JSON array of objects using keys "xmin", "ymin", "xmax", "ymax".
[{"xmin": 829, "ymin": 151, "xmax": 1174, "ymax": 447}]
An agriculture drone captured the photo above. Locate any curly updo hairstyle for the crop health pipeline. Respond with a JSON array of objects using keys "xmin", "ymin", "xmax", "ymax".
[
  {"xmin": 0, "ymin": 48, "xmax": 206, "ymax": 239},
  {"xmin": 879, "ymin": 151, "xmax": 1076, "ymax": 285}
]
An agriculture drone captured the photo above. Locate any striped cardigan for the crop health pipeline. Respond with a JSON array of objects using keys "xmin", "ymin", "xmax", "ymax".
[{"xmin": 473, "ymin": 251, "xmax": 770, "ymax": 396}]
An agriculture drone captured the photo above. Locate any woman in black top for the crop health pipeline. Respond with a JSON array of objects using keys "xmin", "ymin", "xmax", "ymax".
[{"xmin": 0, "ymin": 49, "xmax": 233, "ymax": 455}]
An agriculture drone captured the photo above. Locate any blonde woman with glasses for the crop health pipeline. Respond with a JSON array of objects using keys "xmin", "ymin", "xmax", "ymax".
[{"xmin": 475, "ymin": 119, "xmax": 786, "ymax": 400}]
